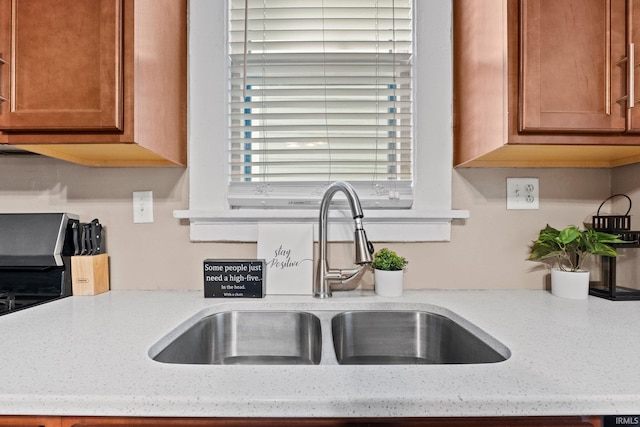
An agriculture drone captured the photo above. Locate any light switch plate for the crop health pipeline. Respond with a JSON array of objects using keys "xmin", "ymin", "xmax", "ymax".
[
  {"xmin": 506, "ymin": 178, "xmax": 539, "ymax": 210},
  {"xmin": 133, "ymin": 191, "xmax": 154, "ymax": 223}
]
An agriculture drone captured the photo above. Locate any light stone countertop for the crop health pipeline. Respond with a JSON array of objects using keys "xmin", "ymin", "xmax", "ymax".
[{"xmin": 0, "ymin": 289, "xmax": 638, "ymax": 418}]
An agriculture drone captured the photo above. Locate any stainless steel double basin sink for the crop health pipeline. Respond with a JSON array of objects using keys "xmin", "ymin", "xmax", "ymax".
[{"xmin": 150, "ymin": 305, "xmax": 510, "ymax": 366}]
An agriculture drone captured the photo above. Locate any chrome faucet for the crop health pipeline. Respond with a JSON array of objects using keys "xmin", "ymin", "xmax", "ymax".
[{"xmin": 314, "ymin": 181, "xmax": 374, "ymax": 299}]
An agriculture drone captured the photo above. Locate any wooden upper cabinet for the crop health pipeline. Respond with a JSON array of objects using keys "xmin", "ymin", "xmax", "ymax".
[
  {"xmin": 454, "ymin": 0, "xmax": 640, "ymax": 167},
  {"xmin": 0, "ymin": 0, "xmax": 123, "ymax": 131},
  {"xmin": 0, "ymin": 0, "xmax": 186, "ymax": 167},
  {"xmin": 629, "ymin": 0, "xmax": 640, "ymax": 131},
  {"xmin": 520, "ymin": 0, "xmax": 627, "ymax": 133}
]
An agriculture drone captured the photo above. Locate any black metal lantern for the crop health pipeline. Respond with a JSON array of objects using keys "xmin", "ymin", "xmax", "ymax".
[{"xmin": 589, "ymin": 194, "xmax": 640, "ymax": 301}]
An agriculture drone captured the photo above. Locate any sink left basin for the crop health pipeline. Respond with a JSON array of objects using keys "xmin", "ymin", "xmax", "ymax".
[{"xmin": 152, "ymin": 311, "xmax": 322, "ymax": 365}]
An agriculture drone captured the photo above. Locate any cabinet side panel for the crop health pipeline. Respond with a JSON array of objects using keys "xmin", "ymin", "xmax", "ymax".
[
  {"xmin": 131, "ymin": 0, "xmax": 187, "ymax": 165},
  {"xmin": 453, "ymin": 0, "xmax": 508, "ymax": 166}
]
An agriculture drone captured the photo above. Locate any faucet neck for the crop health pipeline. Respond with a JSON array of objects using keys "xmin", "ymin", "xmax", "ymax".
[
  {"xmin": 314, "ymin": 182, "xmax": 373, "ymax": 299},
  {"xmin": 318, "ymin": 182, "xmax": 365, "ymax": 261},
  {"xmin": 319, "ymin": 181, "xmax": 365, "ymax": 221}
]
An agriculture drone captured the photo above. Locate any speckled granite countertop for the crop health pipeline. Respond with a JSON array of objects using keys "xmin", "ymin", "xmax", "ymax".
[{"xmin": 0, "ymin": 289, "xmax": 638, "ymax": 418}]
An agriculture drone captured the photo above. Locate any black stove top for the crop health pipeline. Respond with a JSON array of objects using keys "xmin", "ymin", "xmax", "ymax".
[
  {"xmin": 0, "ymin": 268, "xmax": 70, "ymax": 315},
  {"xmin": 0, "ymin": 292, "xmax": 61, "ymax": 315},
  {"xmin": 0, "ymin": 213, "xmax": 78, "ymax": 316}
]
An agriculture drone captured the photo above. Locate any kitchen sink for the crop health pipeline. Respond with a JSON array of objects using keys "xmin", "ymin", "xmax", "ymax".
[
  {"xmin": 150, "ymin": 305, "xmax": 509, "ymax": 366},
  {"xmin": 152, "ymin": 311, "xmax": 322, "ymax": 365},
  {"xmin": 332, "ymin": 310, "xmax": 507, "ymax": 365}
]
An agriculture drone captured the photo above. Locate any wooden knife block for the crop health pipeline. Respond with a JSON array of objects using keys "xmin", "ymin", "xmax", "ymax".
[{"xmin": 71, "ymin": 254, "xmax": 110, "ymax": 296}]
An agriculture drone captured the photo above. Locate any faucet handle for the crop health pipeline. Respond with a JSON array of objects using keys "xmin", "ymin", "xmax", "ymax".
[
  {"xmin": 354, "ymin": 229, "xmax": 374, "ymax": 265},
  {"xmin": 361, "ymin": 228, "xmax": 374, "ymax": 255}
]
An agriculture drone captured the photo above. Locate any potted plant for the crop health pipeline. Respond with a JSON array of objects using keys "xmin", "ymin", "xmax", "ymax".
[
  {"xmin": 371, "ymin": 248, "xmax": 408, "ymax": 297},
  {"xmin": 528, "ymin": 224, "xmax": 624, "ymax": 299}
]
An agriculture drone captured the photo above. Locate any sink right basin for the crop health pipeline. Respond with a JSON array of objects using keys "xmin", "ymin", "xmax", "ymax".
[{"xmin": 332, "ymin": 310, "xmax": 507, "ymax": 365}]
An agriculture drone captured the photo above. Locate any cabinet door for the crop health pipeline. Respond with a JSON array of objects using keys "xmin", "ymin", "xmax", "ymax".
[
  {"xmin": 520, "ymin": 0, "xmax": 627, "ymax": 133},
  {"xmin": 0, "ymin": 416, "xmax": 61, "ymax": 427},
  {"xmin": 0, "ymin": 0, "xmax": 123, "ymax": 131},
  {"xmin": 629, "ymin": 0, "xmax": 640, "ymax": 131}
]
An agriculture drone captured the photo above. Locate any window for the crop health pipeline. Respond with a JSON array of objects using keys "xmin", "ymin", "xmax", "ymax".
[
  {"xmin": 228, "ymin": 0, "xmax": 413, "ymax": 209},
  {"xmin": 177, "ymin": 0, "xmax": 468, "ymax": 242}
]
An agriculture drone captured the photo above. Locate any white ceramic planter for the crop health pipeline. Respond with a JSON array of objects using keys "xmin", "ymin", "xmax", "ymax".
[
  {"xmin": 374, "ymin": 269, "xmax": 404, "ymax": 297},
  {"xmin": 550, "ymin": 268, "xmax": 590, "ymax": 300}
]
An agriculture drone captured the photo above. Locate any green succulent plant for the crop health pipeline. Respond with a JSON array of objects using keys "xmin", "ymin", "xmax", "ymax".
[
  {"xmin": 528, "ymin": 224, "xmax": 625, "ymax": 272},
  {"xmin": 371, "ymin": 248, "xmax": 408, "ymax": 271}
]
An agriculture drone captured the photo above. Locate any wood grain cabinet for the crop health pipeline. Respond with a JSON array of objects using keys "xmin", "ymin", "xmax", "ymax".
[
  {"xmin": 520, "ymin": 0, "xmax": 627, "ymax": 133},
  {"xmin": 0, "ymin": 416, "xmax": 605, "ymax": 427},
  {"xmin": 61, "ymin": 418, "xmax": 234, "ymax": 427},
  {"xmin": 454, "ymin": 0, "xmax": 640, "ymax": 167},
  {"xmin": 59, "ymin": 416, "xmax": 603, "ymax": 427},
  {"xmin": 0, "ymin": 0, "xmax": 186, "ymax": 166},
  {"xmin": 0, "ymin": 416, "xmax": 61, "ymax": 427}
]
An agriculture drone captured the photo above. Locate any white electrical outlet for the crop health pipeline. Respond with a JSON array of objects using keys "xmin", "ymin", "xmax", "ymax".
[
  {"xmin": 506, "ymin": 178, "xmax": 539, "ymax": 210},
  {"xmin": 133, "ymin": 191, "xmax": 154, "ymax": 223}
]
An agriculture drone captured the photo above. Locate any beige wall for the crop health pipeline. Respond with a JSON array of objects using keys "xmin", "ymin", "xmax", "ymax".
[{"xmin": 1, "ymin": 155, "xmax": 626, "ymax": 291}]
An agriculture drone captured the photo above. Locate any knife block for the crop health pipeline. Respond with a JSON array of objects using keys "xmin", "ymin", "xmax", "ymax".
[{"xmin": 71, "ymin": 254, "xmax": 110, "ymax": 296}]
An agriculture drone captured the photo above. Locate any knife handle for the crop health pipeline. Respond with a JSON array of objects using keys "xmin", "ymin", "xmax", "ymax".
[
  {"xmin": 90, "ymin": 219, "xmax": 102, "ymax": 255},
  {"xmin": 72, "ymin": 222, "xmax": 80, "ymax": 256},
  {"xmin": 95, "ymin": 224, "xmax": 103, "ymax": 254},
  {"xmin": 81, "ymin": 223, "xmax": 91, "ymax": 255}
]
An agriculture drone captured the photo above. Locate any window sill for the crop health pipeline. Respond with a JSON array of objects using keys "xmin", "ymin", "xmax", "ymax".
[{"xmin": 174, "ymin": 209, "xmax": 470, "ymax": 242}]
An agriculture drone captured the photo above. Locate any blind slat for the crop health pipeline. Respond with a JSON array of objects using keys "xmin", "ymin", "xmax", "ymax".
[
  {"xmin": 230, "ymin": 140, "xmax": 411, "ymax": 148},
  {"xmin": 231, "ymin": 113, "xmax": 411, "ymax": 120},
  {"xmin": 231, "ymin": 125, "xmax": 411, "ymax": 132},
  {"xmin": 229, "ymin": 53, "xmax": 412, "ymax": 64},
  {"xmin": 230, "ymin": 0, "xmax": 411, "ymax": 8},
  {"xmin": 230, "ymin": 101, "xmax": 411, "ymax": 109}
]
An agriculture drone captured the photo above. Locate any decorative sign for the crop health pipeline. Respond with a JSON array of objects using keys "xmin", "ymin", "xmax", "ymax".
[
  {"xmin": 257, "ymin": 224, "xmax": 313, "ymax": 295},
  {"xmin": 203, "ymin": 259, "xmax": 265, "ymax": 298}
]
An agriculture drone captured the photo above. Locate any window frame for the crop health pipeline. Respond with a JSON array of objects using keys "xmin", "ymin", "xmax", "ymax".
[{"xmin": 176, "ymin": 0, "xmax": 469, "ymax": 243}]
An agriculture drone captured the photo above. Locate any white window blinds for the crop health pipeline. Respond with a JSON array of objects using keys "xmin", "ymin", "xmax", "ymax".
[{"xmin": 228, "ymin": 0, "xmax": 414, "ymax": 208}]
